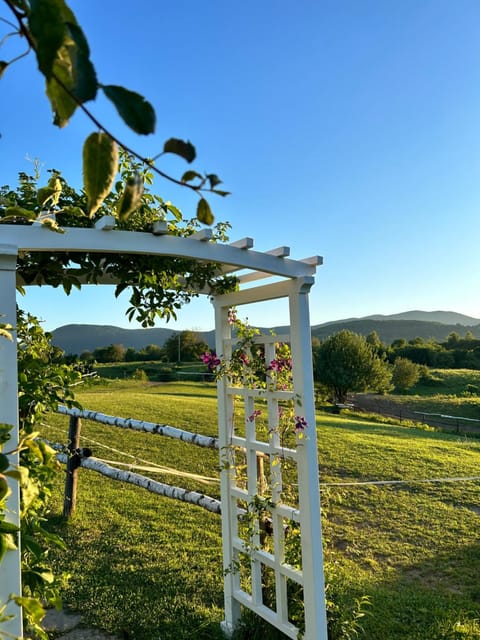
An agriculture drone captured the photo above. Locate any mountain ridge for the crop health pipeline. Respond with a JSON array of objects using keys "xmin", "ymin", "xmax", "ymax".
[{"xmin": 51, "ymin": 310, "xmax": 480, "ymax": 355}]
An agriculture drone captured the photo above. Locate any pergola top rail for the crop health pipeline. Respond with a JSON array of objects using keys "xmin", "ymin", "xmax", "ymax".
[{"xmin": 1, "ymin": 222, "xmax": 321, "ymax": 283}]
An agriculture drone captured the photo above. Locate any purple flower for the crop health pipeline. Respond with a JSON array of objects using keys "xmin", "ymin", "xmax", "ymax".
[
  {"xmin": 228, "ymin": 308, "xmax": 237, "ymax": 325},
  {"xmin": 201, "ymin": 351, "xmax": 221, "ymax": 370},
  {"xmin": 268, "ymin": 356, "xmax": 292, "ymax": 372},
  {"xmin": 294, "ymin": 416, "xmax": 308, "ymax": 432},
  {"xmin": 247, "ymin": 410, "xmax": 262, "ymax": 422}
]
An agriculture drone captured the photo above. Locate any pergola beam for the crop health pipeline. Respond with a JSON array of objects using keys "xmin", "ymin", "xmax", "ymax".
[{"xmin": 2, "ymin": 226, "xmax": 316, "ymax": 280}]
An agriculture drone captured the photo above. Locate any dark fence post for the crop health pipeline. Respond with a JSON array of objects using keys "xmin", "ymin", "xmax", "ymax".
[{"xmin": 63, "ymin": 415, "xmax": 81, "ymax": 517}]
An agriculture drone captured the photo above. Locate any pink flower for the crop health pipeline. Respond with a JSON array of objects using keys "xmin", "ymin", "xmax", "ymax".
[
  {"xmin": 228, "ymin": 308, "xmax": 237, "ymax": 325},
  {"xmin": 247, "ymin": 410, "xmax": 262, "ymax": 422},
  {"xmin": 268, "ymin": 356, "xmax": 292, "ymax": 372},
  {"xmin": 239, "ymin": 351, "xmax": 249, "ymax": 365},
  {"xmin": 201, "ymin": 351, "xmax": 221, "ymax": 370}
]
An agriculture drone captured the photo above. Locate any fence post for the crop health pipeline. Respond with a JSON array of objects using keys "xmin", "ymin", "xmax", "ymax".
[{"xmin": 63, "ymin": 415, "xmax": 81, "ymax": 517}]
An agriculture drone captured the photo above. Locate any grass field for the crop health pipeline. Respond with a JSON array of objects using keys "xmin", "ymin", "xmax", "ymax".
[{"xmin": 42, "ymin": 380, "xmax": 480, "ymax": 639}]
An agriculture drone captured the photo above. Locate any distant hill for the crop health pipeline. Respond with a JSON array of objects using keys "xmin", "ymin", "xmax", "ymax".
[
  {"xmin": 51, "ymin": 310, "xmax": 480, "ymax": 355},
  {"xmin": 362, "ymin": 310, "xmax": 479, "ymax": 326},
  {"xmin": 52, "ymin": 324, "xmax": 216, "ymax": 355},
  {"xmin": 310, "ymin": 318, "xmax": 480, "ymax": 345}
]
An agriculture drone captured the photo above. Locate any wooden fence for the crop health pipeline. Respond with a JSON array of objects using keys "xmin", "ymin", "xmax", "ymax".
[
  {"xmin": 348, "ymin": 395, "xmax": 480, "ymax": 435},
  {"xmin": 54, "ymin": 407, "xmax": 268, "ymax": 520},
  {"xmin": 55, "ymin": 407, "xmax": 222, "ymax": 518}
]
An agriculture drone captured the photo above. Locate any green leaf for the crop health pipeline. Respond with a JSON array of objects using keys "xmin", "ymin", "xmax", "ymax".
[
  {"xmin": 102, "ymin": 85, "xmax": 156, "ymax": 135},
  {"xmin": 29, "ymin": 0, "xmax": 68, "ymax": 77},
  {"xmin": 12, "ymin": 596, "xmax": 45, "ymax": 624},
  {"xmin": 65, "ymin": 21, "xmax": 90, "ymax": 56},
  {"xmin": 163, "ymin": 138, "xmax": 196, "ymax": 163},
  {"xmin": 0, "ymin": 521, "xmax": 19, "ymax": 534},
  {"xmin": 0, "ymin": 453, "xmax": 9, "ymax": 473},
  {"xmin": 206, "ymin": 173, "xmax": 222, "ymax": 189},
  {"xmin": 196, "ymin": 198, "xmax": 214, "ymax": 225},
  {"xmin": 213, "ymin": 189, "xmax": 231, "ymax": 197},
  {"xmin": 65, "ymin": 35, "xmax": 97, "ymax": 103},
  {"xmin": 166, "ymin": 203, "xmax": 183, "ymax": 221},
  {"xmin": 181, "ymin": 170, "xmax": 202, "ymax": 183},
  {"xmin": 83, "ymin": 132, "xmax": 119, "ymax": 217},
  {"xmin": 46, "ymin": 40, "xmax": 97, "ymax": 127},
  {"xmin": 0, "ymin": 61, "xmax": 8, "ymax": 79},
  {"xmin": 117, "ymin": 174, "xmax": 144, "ymax": 220}
]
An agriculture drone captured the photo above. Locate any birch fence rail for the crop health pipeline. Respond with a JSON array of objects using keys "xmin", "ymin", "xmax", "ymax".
[{"xmin": 55, "ymin": 405, "xmax": 222, "ymax": 517}]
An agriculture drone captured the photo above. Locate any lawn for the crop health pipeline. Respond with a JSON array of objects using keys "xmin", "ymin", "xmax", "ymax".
[{"xmin": 42, "ymin": 380, "xmax": 480, "ymax": 639}]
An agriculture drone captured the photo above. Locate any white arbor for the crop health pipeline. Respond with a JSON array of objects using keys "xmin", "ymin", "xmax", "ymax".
[{"xmin": 0, "ymin": 220, "xmax": 327, "ymax": 639}]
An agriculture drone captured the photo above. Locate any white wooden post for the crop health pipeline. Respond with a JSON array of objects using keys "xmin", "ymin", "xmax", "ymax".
[
  {"xmin": 289, "ymin": 278, "xmax": 328, "ymax": 640},
  {"xmin": 0, "ymin": 245, "xmax": 23, "ymax": 638},
  {"xmin": 214, "ymin": 302, "xmax": 241, "ymax": 637}
]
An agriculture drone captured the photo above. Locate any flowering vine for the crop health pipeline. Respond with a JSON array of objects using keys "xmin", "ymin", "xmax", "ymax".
[{"xmin": 201, "ymin": 309, "xmax": 308, "ymax": 446}]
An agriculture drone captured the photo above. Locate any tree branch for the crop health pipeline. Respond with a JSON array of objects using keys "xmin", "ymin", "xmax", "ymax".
[{"xmin": 2, "ymin": 0, "xmax": 219, "ymax": 199}]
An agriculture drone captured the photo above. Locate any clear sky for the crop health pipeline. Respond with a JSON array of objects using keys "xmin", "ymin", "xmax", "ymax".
[{"xmin": 1, "ymin": 0, "xmax": 480, "ymax": 331}]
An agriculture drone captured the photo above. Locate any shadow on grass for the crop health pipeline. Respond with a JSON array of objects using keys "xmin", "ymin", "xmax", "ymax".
[
  {"xmin": 45, "ymin": 513, "xmax": 226, "ymax": 640},
  {"xmin": 357, "ymin": 541, "xmax": 480, "ymax": 640}
]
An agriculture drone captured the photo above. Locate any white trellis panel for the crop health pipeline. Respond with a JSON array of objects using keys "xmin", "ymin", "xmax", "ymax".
[{"xmin": 213, "ymin": 278, "xmax": 327, "ymax": 640}]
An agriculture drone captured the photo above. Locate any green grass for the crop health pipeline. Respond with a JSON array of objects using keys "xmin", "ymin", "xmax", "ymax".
[
  {"xmin": 411, "ymin": 369, "xmax": 480, "ymax": 397},
  {"xmin": 42, "ymin": 381, "xmax": 480, "ymax": 639},
  {"xmin": 95, "ymin": 361, "xmax": 212, "ymax": 382}
]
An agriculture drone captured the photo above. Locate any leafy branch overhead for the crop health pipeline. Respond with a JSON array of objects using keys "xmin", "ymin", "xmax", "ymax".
[
  {"xmin": 1, "ymin": 0, "xmax": 229, "ymax": 223},
  {"xmin": 0, "ymin": 163, "xmax": 238, "ymax": 326}
]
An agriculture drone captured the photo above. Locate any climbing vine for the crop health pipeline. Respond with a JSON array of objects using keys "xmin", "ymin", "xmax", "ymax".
[{"xmin": 0, "ymin": 156, "xmax": 238, "ymax": 327}]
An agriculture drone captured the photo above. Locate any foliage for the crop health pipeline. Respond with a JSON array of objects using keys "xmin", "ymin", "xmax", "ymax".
[
  {"xmin": 0, "ymin": 0, "xmax": 229, "ymax": 223},
  {"xmin": 314, "ymin": 330, "xmax": 393, "ymax": 403},
  {"xmin": 0, "ymin": 311, "xmax": 81, "ymax": 639},
  {"xmin": 391, "ymin": 357, "xmax": 421, "ymax": 392},
  {"xmin": 0, "ymin": 159, "xmax": 237, "ymax": 326},
  {"xmin": 163, "ymin": 330, "xmax": 209, "ymax": 363},
  {"xmin": 387, "ymin": 332, "xmax": 480, "ymax": 371}
]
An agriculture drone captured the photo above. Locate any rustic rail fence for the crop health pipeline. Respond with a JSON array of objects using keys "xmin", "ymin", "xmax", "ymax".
[
  {"xmin": 54, "ymin": 406, "xmax": 266, "ymax": 519},
  {"xmin": 349, "ymin": 395, "xmax": 480, "ymax": 435}
]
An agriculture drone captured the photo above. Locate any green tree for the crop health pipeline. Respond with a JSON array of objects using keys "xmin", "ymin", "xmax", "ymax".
[
  {"xmin": 141, "ymin": 344, "xmax": 165, "ymax": 361},
  {"xmin": 366, "ymin": 330, "xmax": 382, "ymax": 352},
  {"xmin": 92, "ymin": 343, "xmax": 125, "ymax": 363},
  {"xmin": 391, "ymin": 357, "xmax": 421, "ymax": 392},
  {"xmin": 314, "ymin": 330, "xmax": 392, "ymax": 403},
  {"xmin": 164, "ymin": 330, "xmax": 209, "ymax": 363},
  {"xmin": 446, "ymin": 331, "xmax": 461, "ymax": 347}
]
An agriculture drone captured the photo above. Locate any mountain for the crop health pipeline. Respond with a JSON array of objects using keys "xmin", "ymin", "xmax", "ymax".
[
  {"xmin": 52, "ymin": 324, "xmax": 216, "ymax": 355},
  {"xmin": 51, "ymin": 310, "xmax": 480, "ymax": 355},
  {"xmin": 362, "ymin": 310, "xmax": 479, "ymax": 326},
  {"xmin": 310, "ymin": 318, "xmax": 480, "ymax": 345}
]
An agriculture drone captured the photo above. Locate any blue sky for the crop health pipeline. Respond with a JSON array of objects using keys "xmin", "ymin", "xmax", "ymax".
[{"xmin": 1, "ymin": 0, "xmax": 480, "ymax": 331}]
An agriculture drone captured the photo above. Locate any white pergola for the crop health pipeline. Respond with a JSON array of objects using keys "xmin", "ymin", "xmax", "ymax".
[{"xmin": 0, "ymin": 219, "xmax": 328, "ymax": 639}]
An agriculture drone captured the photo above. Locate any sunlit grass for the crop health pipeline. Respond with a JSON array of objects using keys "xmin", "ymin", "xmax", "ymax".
[{"xmin": 43, "ymin": 381, "xmax": 480, "ymax": 639}]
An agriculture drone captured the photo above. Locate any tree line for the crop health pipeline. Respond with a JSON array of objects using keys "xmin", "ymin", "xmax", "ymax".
[
  {"xmin": 313, "ymin": 328, "xmax": 480, "ymax": 403},
  {"xmin": 75, "ymin": 330, "xmax": 209, "ymax": 364}
]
